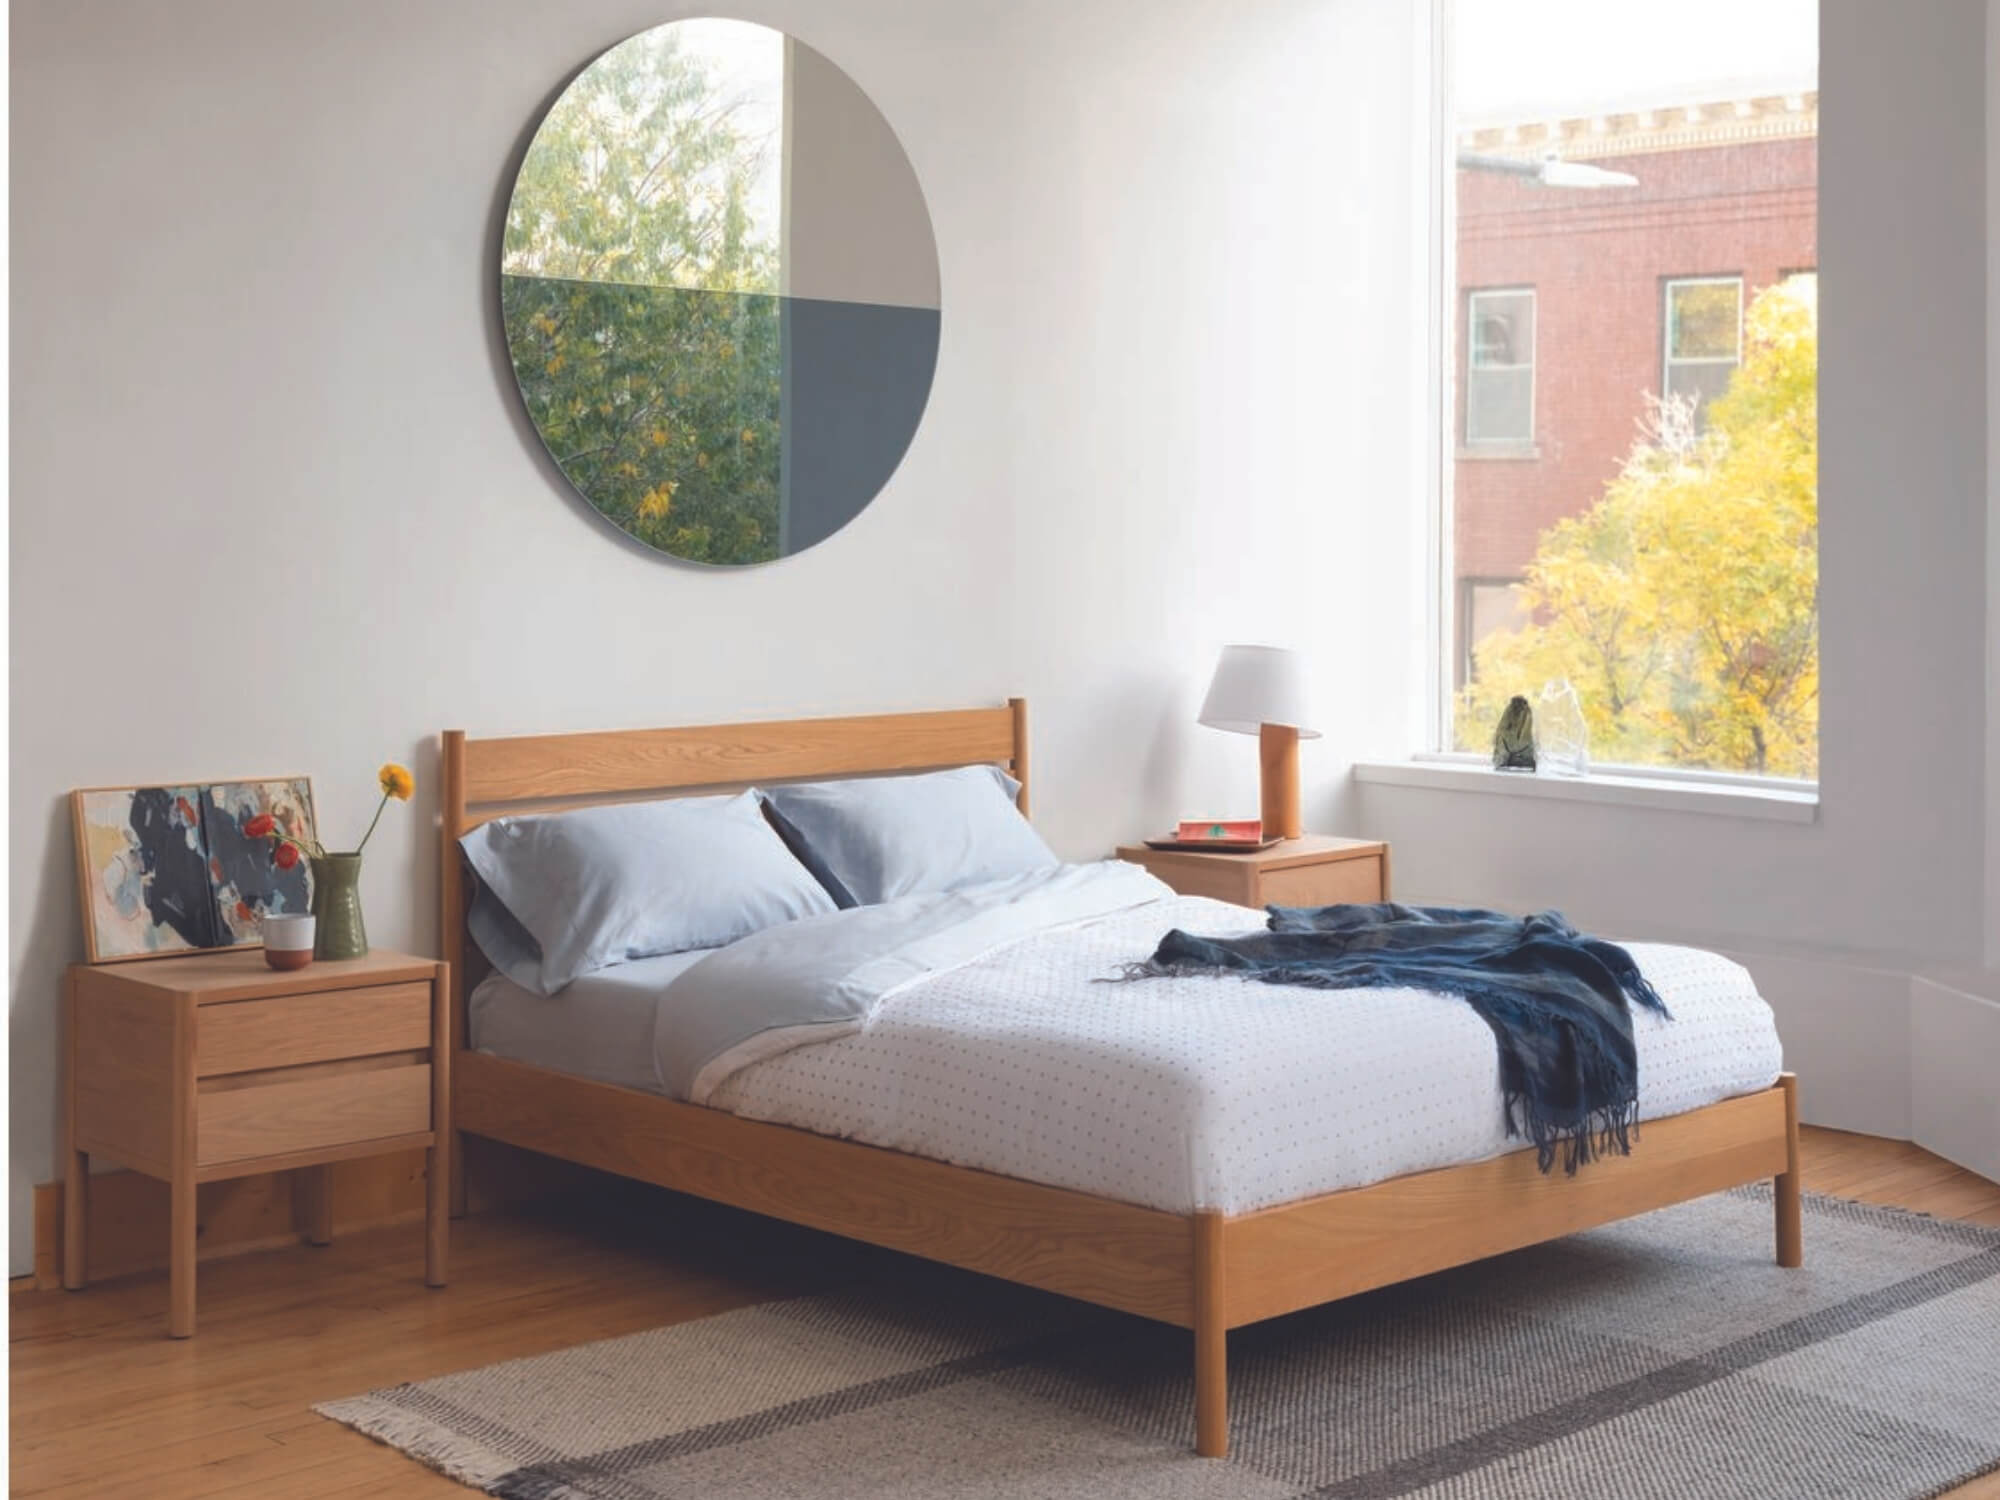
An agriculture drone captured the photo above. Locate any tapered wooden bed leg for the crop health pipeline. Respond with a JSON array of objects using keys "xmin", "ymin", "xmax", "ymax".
[
  {"xmin": 1193, "ymin": 1211, "xmax": 1228, "ymax": 1458},
  {"xmin": 1775, "ymin": 1073, "xmax": 1802, "ymax": 1268}
]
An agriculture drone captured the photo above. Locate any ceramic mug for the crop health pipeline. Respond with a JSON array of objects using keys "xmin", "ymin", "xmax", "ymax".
[{"xmin": 262, "ymin": 913, "xmax": 317, "ymax": 971}]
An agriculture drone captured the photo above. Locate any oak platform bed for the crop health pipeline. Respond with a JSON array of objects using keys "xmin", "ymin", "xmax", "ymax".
[{"xmin": 441, "ymin": 701, "xmax": 1802, "ymax": 1460}]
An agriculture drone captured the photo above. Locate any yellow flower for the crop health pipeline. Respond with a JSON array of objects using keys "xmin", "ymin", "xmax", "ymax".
[{"xmin": 378, "ymin": 763, "xmax": 415, "ymax": 801}]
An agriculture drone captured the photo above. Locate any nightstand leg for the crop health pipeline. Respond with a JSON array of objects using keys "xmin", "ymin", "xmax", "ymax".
[
  {"xmin": 62, "ymin": 1147, "xmax": 87, "ymax": 1290},
  {"xmin": 425, "ymin": 1142, "xmax": 449, "ymax": 1288},
  {"xmin": 303, "ymin": 1166, "xmax": 334, "ymax": 1247},
  {"xmin": 168, "ymin": 1172, "xmax": 196, "ymax": 1338}
]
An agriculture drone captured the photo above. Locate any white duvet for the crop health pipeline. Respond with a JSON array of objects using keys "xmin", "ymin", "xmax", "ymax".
[{"xmin": 706, "ymin": 890, "xmax": 1784, "ymax": 1215}]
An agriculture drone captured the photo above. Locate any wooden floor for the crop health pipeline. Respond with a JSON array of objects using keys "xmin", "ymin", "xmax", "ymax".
[{"xmin": 12, "ymin": 1126, "xmax": 2000, "ymax": 1499}]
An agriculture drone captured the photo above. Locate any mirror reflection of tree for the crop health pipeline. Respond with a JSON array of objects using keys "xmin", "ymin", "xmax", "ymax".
[{"xmin": 503, "ymin": 26, "xmax": 784, "ymax": 565}]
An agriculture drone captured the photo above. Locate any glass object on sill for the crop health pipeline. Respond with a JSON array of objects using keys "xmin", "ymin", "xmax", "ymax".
[
  {"xmin": 1536, "ymin": 678, "xmax": 1589, "ymax": 778},
  {"xmin": 1491, "ymin": 695, "xmax": 1537, "ymax": 773}
]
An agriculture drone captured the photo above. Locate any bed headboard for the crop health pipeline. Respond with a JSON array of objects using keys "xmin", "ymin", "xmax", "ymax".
[{"xmin": 438, "ymin": 699, "xmax": 1029, "ymax": 1055}]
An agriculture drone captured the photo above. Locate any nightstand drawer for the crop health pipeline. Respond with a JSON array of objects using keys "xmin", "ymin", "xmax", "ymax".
[
  {"xmin": 1261, "ymin": 855, "xmax": 1384, "ymax": 908},
  {"xmin": 197, "ymin": 982, "xmax": 432, "ymax": 1077},
  {"xmin": 197, "ymin": 1063, "xmax": 432, "ymax": 1167}
]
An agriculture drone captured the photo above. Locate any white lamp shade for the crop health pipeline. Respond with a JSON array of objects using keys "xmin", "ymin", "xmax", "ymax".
[{"xmin": 1197, "ymin": 644, "xmax": 1320, "ymax": 738}]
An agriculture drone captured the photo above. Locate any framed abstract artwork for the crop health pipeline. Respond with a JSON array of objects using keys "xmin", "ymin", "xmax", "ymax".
[{"xmin": 70, "ymin": 777, "xmax": 318, "ymax": 964}]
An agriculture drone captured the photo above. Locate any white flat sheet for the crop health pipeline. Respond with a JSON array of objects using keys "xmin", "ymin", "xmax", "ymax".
[
  {"xmin": 707, "ymin": 895, "xmax": 1784, "ymax": 1214},
  {"xmin": 469, "ymin": 894, "xmax": 1784, "ymax": 1215}
]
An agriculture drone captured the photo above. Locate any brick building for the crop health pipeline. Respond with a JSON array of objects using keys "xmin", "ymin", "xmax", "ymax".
[{"xmin": 1452, "ymin": 92, "xmax": 1817, "ymax": 682}]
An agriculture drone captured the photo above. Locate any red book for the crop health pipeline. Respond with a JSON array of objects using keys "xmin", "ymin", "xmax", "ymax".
[{"xmin": 1175, "ymin": 819, "xmax": 1264, "ymax": 845}]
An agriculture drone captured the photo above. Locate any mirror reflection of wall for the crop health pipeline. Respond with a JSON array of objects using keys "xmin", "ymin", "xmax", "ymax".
[{"xmin": 501, "ymin": 20, "xmax": 940, "ymax": 567}]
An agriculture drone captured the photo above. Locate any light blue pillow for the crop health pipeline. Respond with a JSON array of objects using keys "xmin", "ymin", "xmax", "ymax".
[
  {"xmin": 761, "ymin": 765, "xmax": 1058, "ymax": 907},
  {"xmin": 460, "ymin": 791, "xmax": 835, "ymax": 994}
]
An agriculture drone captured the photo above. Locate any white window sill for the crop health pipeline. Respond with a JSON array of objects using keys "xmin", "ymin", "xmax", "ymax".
[{"xmin": 1351, "ymin": 757, "xmax": 1819, "ymax": 824}]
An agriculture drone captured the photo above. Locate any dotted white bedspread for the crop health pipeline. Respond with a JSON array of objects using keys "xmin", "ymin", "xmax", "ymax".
[{"xmin": 707, "ymin": 895, "xmax": 1784, "ymax": 1215}]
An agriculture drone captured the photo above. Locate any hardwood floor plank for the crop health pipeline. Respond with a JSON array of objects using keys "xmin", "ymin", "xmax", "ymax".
[{"xmin": 12, "ymin": 1128, "xmax": 1997, "ymax": 1497}]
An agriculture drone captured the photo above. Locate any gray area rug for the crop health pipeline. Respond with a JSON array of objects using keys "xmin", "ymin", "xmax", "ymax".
[{"xmin": 319, "ymin": 1189, "xmax": 2000, "ymax": 1499}]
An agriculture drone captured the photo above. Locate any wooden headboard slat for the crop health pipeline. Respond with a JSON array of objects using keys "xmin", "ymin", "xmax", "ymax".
[{"xmin": 462, "ymin": 707, "xmax": 1019, "ymax": 807}]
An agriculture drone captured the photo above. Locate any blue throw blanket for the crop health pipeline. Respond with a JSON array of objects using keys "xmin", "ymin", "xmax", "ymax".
[{"xmin": 1122, "ymin": 902, "xmax": 1670, "ymax": 1174}]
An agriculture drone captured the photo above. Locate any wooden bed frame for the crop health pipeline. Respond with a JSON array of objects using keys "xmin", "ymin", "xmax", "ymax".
[{"xmin": 441, "ymin": 701, "xmax": 1802, "ymax": 1459}]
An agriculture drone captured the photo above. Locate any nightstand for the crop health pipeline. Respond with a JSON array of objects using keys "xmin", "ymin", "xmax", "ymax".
[
  {"xmin": 1116, "ymin": 835, "xmax": 1391, "ymax": 909},
  {"xmin": 63, "ymin": 948, "xmax": 450, "ymax": 1336}
]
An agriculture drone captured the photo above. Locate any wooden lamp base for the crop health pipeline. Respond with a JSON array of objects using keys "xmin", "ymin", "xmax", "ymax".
[{"xmin": 1258, "ymin": 723, "xmax": 1301, "ymax": 840}]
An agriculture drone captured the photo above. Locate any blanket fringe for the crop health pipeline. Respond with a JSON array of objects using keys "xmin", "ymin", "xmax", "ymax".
[{"xmin": 1506, "ymin": 1091, "xmax": 1643, "ymax": 1175}]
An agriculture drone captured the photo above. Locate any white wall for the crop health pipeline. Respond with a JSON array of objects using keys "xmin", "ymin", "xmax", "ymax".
[
  {"xmin": 1989, "ymin": 0, "xmax": 2000, "ymax": 970},
  {"xmin": 6, "ymin": 1, "xmax": 1423, "ymax": 1273},
  {"xmin": 1003, "ymin": 0, "xmax": 1426, "ymax": 850}
]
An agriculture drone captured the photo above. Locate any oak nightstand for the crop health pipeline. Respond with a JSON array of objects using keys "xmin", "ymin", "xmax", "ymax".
[
  {"xmin": 1116, "ymin": 835, "xmax": 1391, "ymax": 909},
  {"xmin": 63, "ymin": 948, "xmax": 450, "ymax": 1336}
]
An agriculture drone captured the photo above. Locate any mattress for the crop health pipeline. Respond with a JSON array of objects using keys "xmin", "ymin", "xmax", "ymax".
[{"xmin": 471, "ymin": 894, "xmax": 1784, "ymax": 1215}]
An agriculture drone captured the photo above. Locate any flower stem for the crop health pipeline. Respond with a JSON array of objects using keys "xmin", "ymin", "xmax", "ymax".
[{"xmin": 354, "ymin": 793, "xmax": 390, "ymax": 855}]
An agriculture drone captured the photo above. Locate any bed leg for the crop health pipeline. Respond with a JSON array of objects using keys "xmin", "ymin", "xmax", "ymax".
[
  {"xmin": 1775, "ymin": 1073, "xmax": 1802, "ymax": 1268},
  {"xmin": 1193, "ymin": 1211, "xmax": 1227, "ymax": 1459}
]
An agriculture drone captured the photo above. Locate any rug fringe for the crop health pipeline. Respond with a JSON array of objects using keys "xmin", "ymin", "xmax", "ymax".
[{"xmin": 316, "ymin": 1395, "xmax": 588, "ymax": 1499}]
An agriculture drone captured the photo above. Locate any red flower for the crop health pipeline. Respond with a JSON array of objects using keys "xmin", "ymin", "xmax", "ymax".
[
  {"xmin": 243, "ymin": 813, "xmax": 276, "ymax": 839},
  {"xmin": 273, "ymin": 841, "xmax": 301, "ymax": 871}
]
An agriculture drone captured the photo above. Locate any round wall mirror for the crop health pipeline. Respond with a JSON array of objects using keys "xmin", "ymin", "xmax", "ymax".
[{"xmin": 501, "ymin": 20, "xmax": 940, "ymax": 567}]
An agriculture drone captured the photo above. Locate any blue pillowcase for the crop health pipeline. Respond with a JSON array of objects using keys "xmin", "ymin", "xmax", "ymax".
[
  {"xmin": 460, "ymin": 791, "xmax": 836, "ymax": 994},
  {"xmin": 760, "ymin": 765, "xmax": 1058, "ymax": 908}
]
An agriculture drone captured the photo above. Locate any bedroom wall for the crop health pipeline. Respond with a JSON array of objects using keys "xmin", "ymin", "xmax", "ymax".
[
  {"xmin": 1989, "ymin": 0, "xmax": 2000, "ymax": 973},
  {"xmin": 6, "ymin": 0, "xmax": 1424, "ymax": 1274}
]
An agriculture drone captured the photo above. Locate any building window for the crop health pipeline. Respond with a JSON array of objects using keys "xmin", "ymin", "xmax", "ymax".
[
  {"xmin": 1440, "ymin": 0, "xmax": 1818, "ymax": 781},
  {"xmin": 1465, "ymin": 288, "xmax": 1534, "ymax": 446},
  {"xmin": 1459, "ymin": 578, "xmax": 1529, "ymax": 685},
  {"xmin": 1664, "ymin": 275, "xmax": 1743, "ymax": 427}
]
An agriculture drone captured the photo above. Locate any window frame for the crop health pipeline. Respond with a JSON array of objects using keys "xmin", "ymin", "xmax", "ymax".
[
  {"xmin": 1661, "ymin": 273, "xmax": 1745, "ymax": 412},
  {"xmin": 1463, "ymin": 286, "xmax": 1537, "ymax": 448}
]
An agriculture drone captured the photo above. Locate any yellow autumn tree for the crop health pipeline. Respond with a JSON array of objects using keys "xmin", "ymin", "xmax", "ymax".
[{"xmin": 1458, "ymin": 276, "xmax": 1818, "ymax": 778}]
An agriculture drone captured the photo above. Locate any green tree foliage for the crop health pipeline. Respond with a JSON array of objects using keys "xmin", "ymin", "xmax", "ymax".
[
  {"xmin": 1458, "ymin": 277, "xmax": 1818, "ymax": 778},
  {"xmin": 501, "ymin": 25, "xmax": 784, "ymax": 565}
]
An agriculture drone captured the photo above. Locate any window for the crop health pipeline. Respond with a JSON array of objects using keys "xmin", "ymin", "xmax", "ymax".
[
  {"xmin": 1465, "ymin": 288, "xmax": 1535, "ymax": 446},
  {"xmin": 1664, "ymin": 276, "xmax": 1743, "ymax": 426},
  {"xmin": 1459, "ymin": 578, "xmax": 1529, "ymax": 685},
  {"xmin": 1439, "ymin": 0, "xmax": 1818, "ymax": 781}
]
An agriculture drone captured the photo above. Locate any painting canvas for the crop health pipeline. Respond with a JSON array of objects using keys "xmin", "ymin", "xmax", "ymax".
[
  {"xmin": 200, "ymin": 779, "xmax": 317, "ymax": 946},
  {"xmin": 71, "ymin": 777, "xmax": 318, "ymax": 964},
  {"xmin": 72, "ymin": 787, "xmax": 218, "ymax": 960}
]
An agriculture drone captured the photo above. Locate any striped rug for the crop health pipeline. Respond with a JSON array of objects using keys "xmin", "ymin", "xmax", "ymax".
[{"xmin": 320, "ymin": 1188, "xmax": 2000, "ymax": 1499}]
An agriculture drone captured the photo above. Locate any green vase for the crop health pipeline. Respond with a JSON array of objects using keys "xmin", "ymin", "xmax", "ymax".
[{"xmin": 310, "ymin": 852, "xmax": 369, "ymax": 961}]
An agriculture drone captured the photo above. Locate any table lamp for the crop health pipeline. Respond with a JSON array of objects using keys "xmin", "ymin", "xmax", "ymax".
[{"xmin": 1197, "ymin": 644, "xmax": 1319, "ymax": 840}]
